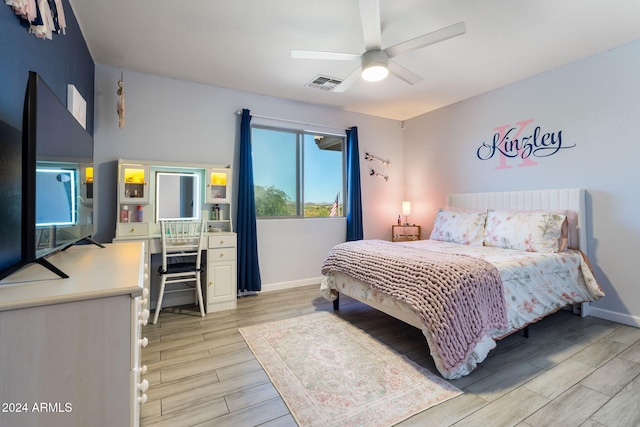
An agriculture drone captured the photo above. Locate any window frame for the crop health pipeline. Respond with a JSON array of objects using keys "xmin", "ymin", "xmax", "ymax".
[{"xmin": 251, "ymin": 124, "xmax": 346, "ymax": 219}]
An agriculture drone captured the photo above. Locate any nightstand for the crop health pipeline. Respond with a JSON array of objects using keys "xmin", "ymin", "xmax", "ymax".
[{"xmin": 392, "ymin": 224, "xmax": 421, "ymax": 242}]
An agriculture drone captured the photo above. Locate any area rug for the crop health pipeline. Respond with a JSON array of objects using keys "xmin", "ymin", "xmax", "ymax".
[{"xmin": 239, "ymin": 311, "xmax": 461, "ymax": 427}]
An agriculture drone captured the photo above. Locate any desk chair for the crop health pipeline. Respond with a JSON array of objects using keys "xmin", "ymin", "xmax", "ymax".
[{"xmin": 153, "ymin": 220, "xmax": 206, "ymax": 324}]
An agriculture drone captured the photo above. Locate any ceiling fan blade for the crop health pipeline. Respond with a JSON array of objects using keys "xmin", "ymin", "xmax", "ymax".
[
  {"xmin": 385, "ymin": 22, "xmax": 466, "ymax": 58},
  {"xmin": 358, "ymin": 0, "xmax": 382, "ymax": 51},
  {"xmin": 291, "ymin": 50, "xmax": 361, "ymax": 61},
  {"xmin": 333, "ymin": 67, "xmax": 362, "ymax": 93},
  {"xmin": 388, "ymin": 60, "xmax": 423, "ymax": 85}
]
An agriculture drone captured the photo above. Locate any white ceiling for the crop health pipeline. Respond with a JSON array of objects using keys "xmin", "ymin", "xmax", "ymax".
[{"xmin": 69, "ymin": 0, "xmax": 640, "ymax": 121}]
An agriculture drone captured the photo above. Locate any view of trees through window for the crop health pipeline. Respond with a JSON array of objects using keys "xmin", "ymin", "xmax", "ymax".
[{"xmin": 252, "ymin": 126, "xmax": 344, "ymax": 217}]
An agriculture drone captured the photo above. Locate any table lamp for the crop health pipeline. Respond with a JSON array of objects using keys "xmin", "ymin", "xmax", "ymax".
[{"xmin": 402, "ymin": 201, "xmax": 411, "ymax": 225}]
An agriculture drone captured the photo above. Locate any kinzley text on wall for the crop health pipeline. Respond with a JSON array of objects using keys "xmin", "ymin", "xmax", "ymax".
[{"xmin": 476, "ymin": 119, "xmax": 576, "ymax": 169}]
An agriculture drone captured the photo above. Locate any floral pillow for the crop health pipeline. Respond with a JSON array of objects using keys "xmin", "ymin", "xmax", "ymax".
[
  {"xmin": 429, "ymin": 209, "xmax": 487, "ymax": 245},
  {"xmin": 483, "ymin": 210, "xmax": 567, "ymax": 252}
]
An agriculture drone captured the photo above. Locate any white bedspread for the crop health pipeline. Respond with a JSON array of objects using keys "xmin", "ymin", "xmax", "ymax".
[{"xmin": 321, "ymin": 239, "xmax": 604, "ymax": 379}]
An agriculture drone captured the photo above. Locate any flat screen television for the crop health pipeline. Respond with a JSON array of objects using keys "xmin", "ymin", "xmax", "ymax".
[
  {"xmin": 0, "ymin": 71, "xmax": 97, "ymax": 280},
  {"xmin": 0, "ymin": 119, "xmax": 23, "ymax": 279}
]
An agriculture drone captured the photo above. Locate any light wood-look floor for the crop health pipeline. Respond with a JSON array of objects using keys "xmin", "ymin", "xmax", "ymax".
[{"xmin": 140, "ymin": 285, "xmax": 640, "ymax": 427}]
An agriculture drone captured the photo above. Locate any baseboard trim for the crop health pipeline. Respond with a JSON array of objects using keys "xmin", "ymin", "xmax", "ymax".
[
  {"xmin": 261, "ymin": 277, "xmax": 324, "ymax": 293},
  {"xmin": 588, "ymin": 306, "xmax": 640, "ymax": 328}
]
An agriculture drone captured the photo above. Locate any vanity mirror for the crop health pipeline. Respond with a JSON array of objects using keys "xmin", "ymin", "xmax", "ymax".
[{"xmin": 155, "ymin": 172, "xmax": 201, "ymax": 221}]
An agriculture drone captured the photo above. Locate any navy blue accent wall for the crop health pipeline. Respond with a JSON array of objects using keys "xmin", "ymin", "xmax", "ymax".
[{"xmin": 0, "ymin": 0, "xmax": 94, "ymax": 132}]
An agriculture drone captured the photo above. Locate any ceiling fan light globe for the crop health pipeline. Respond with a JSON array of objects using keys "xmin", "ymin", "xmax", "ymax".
[
  {"xmin": 362, "ymin": 64, "xmax": 388, "ymax": 81},
  {"xmin": 361, "ymin": 50, "xmax": 389, "ymax": 82}
]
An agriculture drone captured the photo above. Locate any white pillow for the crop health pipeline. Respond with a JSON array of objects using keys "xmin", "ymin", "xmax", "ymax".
[
  {"xmin": 483, "ymin": 210, "xmax": 567, "ymax": 253},
  {"xmin": 429, "ymin": 209, "xmax": 487, "ymax": 246}
]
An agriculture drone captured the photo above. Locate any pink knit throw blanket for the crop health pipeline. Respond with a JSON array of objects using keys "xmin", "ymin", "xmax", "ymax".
[{"xmin": 321, "ymin": 240, "xmax": 507, "ymax": 372}]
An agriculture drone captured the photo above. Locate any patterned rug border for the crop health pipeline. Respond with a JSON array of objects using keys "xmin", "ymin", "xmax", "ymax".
[{"xmin": 239, "ymin": 311, "xmax": 461, "ymax": 427}]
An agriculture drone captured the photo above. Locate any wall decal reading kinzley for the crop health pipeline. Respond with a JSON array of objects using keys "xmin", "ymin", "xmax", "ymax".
[{"xmin": 476, "ymin": 119, "xmax": 576, "ymax": 169}]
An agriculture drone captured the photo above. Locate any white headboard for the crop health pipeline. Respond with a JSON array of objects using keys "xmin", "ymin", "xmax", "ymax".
[{"xmin": 448, "ymin": 189, "xmax": 587, "ymax": 255}]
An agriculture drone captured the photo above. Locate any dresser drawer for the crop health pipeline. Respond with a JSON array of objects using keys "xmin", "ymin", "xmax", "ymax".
[
  {"xmin": 117, "ymin": 222, "xmax": 149, "ymax": 237},
  {"xmin": 207, "ymin": 247, "xmax": 236, "ymax": 262},
  {"xmin": 208, "ymin": 233, "xmax": 236, "ymax": 249}
]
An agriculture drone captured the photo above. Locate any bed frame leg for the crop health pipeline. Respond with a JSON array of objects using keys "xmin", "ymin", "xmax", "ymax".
[
  {"xmin": 333, "ymin": 293, "xmax": 340, "ymax": 310},
  {"xmin": 523, "ymin": 326, "xmax": 529, "ymax": 338}
]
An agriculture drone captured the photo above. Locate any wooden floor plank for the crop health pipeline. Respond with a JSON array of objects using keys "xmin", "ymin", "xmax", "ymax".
[{"xmin": 140, "ymin": 284, "xmax": 640, "ymax": 427}]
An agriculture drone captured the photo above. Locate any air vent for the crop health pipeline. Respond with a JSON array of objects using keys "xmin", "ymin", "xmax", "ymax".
[{"xmin": 306, "ymin": 75, "xmax": 343, "ymax": 91}]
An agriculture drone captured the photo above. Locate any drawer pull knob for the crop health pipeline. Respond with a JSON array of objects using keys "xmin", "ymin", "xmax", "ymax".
[
  {"xmin": 139, "ymin": 309, "xmax": 150, "ymax": 326},
  {"xmin": 219, "ymin": 253, "xmax": 224, "ymax": 258},
  {"xmin": 130, "ymin": 228, "xmax": 135, "ymax": 233},
  {"xmin": 141, "ymin": 288, "xmax": 149, "ymax": 306}
]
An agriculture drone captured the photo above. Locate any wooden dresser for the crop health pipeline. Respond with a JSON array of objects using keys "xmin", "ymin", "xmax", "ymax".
[{"xmin": 0, "ymin": 242, "xmax": 147, "ymax": 427}]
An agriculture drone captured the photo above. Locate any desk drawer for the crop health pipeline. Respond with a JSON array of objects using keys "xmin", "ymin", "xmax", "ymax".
[
  {"xmin": 117, "ymin": 222, "xmax": 149, "ymax": 237},
  {"xmin": 207, "ymin": 247, "xmax": 236, "ymax": 262},
  {"xmin": 208, "ymin": 234, "xmax": 236, "ymax": 249}
]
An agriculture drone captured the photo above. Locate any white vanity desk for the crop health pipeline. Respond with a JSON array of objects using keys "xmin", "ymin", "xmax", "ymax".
[
  {"xmin": 114, "ymin": 159, "xmax": 238, "ymax": 314},
  {"xmin": 114, "ymin": 231, "xmax": 237, "ymax": 313},
  {"xmin": 0, "ymin": 242, "xmax": 147, "ymax": 427}
]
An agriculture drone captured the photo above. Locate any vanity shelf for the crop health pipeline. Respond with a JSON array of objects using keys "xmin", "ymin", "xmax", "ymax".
[
  {"xmin": 119, "ymin": 162, "xmax": 149, "ymax": 204},
  {"xmin": 80, "ymin": 162, "xmax": 94, "ymax": 205},
  {"xmin": 206, "ymin": 167, "xmax": 231, "ymax": 203}
]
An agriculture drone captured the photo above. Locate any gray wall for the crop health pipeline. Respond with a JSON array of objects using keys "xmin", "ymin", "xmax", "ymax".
[
  {"xmin": 403, "ymin": 39, "xmax": 640, "ymax": 327},
  {"xmin": 93, "ymin": 65, "xmax": 404, "ymax": 290}
]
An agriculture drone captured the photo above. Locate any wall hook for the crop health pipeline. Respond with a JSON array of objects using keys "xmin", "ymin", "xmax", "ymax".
[
  {"xmin": 364, "ymin": 152, "xmax": 391, "ymax": 166},
  {"xmin": 370, "ymin": 168, "xmax": 388, "ymax": 181}
]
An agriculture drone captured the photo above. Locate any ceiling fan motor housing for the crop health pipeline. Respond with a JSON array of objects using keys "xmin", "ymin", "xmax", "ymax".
[{"xmin": 361, "ymin": 50, "xmax": 389, "ymax": 81}]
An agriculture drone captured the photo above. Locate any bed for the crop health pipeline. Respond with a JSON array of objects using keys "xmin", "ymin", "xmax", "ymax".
[{"xmin": 320, "ymin": 189, "xmax": 604, "ymax": 379}]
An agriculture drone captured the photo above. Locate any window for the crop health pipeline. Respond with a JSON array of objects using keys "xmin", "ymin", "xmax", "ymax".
[{"xmin": 252, "ymin": 126, "xmax": 344, "ymax": 217}]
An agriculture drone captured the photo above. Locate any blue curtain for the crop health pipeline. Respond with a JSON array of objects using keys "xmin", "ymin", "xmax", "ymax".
[
  {"xmin": 346, "ymin": 126, "xmax": 363, "ymax": 241},
  {"xmin": 236, "ymin": 109, "xmax": 261, "ymax": 292}
]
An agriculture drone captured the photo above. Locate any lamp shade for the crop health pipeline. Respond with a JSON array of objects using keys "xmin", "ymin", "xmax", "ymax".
[{"xmin": 402, "ymin": 201, "xmax": 411, "ymax": 216}]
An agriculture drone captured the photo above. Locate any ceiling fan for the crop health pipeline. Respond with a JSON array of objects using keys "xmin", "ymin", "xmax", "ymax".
[{"xmin": 291, "ymin": 0, "xmax": 466, "ymax": 92}]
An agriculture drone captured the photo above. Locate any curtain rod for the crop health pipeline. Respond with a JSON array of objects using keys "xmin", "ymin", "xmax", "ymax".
[{"xmin": 235, "ymin": 110, "xmax": 347, "ymax": 134}]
